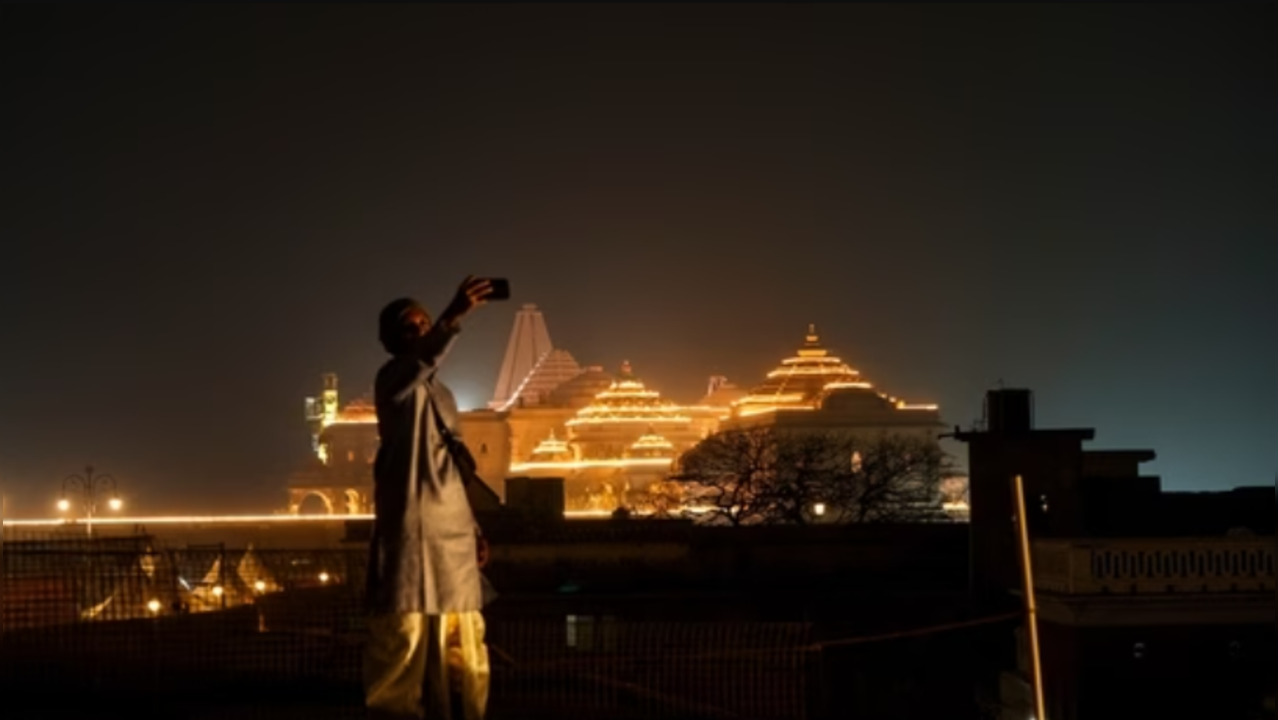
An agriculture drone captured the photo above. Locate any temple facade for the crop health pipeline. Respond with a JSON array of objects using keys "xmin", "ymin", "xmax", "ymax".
[
  {"xmin": 499, "ymin": 361, "xmax": 725, "ymax": 512},
  {"xmin": 286, "ymin": 307, "xmax": 955, "ymax": 518},
  {"xmin": 723, "ymin": 323, "xmax": 944, "ymax": 439},
  {"xmin": 287, "ymin": 374, "xmax": 378, "ymax": 514}
]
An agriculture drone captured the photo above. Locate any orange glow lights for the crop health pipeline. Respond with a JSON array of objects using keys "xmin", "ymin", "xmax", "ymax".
[
  {"xmin": 1, "ymin": 514, "xmax": 376, "ymax": 527},
  {"xmin": 531, "ymin": 432, "xmax": 571, "ymax": 455},
  {"xmin": 509, "ymin": 457, "xmax": 673, "ymax": 472},
  {"xmin": 631, "ymin": 433, "xmax": 675, "ymax": 451},
  {"xmin": 565, "ymin": 362, "xmax": 711, "ymax": 427},
  {"xmin": 730, "ymin": 324, "xmax": 939, "ymax": 417}
]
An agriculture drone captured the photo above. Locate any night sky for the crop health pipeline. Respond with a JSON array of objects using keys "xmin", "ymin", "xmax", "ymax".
[{"xmin": 1, "ymin": 5, "xmax": 1273, "ymax": 515}]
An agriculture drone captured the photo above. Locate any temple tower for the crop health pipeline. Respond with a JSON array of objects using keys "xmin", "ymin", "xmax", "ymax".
[
  {"xmin": 490, "ymin": 303, "xmax": 581, "ymax": 410},
  {"xmin": 321, "ymin": 373, "xmax": 339, "ymax": 426}
]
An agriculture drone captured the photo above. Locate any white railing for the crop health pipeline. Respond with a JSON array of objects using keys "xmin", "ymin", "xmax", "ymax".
[{"xmin": 1033, "ymin": 537, "xmax": 1273, "ymax": 595}]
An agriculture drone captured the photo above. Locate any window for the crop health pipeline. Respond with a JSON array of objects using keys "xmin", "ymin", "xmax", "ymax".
[
  {"xmin": 1229, "ymin": 641, "xmax": 1241, "ymax": 660},
  {"xmin": 1133, "ymin": 642, "xmax": 1146, "ymax": 659},
  {"xmin": 566, "ymin": 614, "xmax": 592, "ymax": 649},
  {"xmin": 566, "ymin": 614, "xmax": 616, "ymax": 651}
]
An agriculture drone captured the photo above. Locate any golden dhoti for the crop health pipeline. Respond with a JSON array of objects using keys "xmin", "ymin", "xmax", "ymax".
[{"xmin": 364, "ymin": 611, "xmax": 490, "ymax": 719}]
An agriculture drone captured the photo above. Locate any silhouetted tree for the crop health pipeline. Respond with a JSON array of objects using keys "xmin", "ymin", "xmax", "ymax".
[
  {"xmin": 765, "ymin": 431, "xmax": 849, "ymax": 524},
  {"xmin": 671, "ymin": 426, "xmax": 951, "ymax": 525},
  {"xmin": 668, "ymin": 426, "xmax": 779, "ymax": 526},
  {"xmin": 822, "ymin": 433, "xmax": 952, "ymax": 523}
]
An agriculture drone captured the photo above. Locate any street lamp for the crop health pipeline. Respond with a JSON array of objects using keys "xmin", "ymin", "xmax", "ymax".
[{"xmin": 58, "ymin": 465, "xmax": 123, "ymax": 537}]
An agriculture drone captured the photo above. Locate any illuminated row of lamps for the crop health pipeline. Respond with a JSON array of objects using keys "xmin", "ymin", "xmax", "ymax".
[{"xmin": 143, "ymin": 572, "xmax": 333, "ymax": 615}]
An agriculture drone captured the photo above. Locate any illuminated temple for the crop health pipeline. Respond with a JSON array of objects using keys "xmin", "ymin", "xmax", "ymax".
[
  {"xmin": 287, "ymin": 374, "xmax": 378, "ymax": 514},
  {"xmin": 285, "ymin": 307, "xmax": 952, "ymax": 516},
  {"xmin": 504, "ymin": 361, "xmax": 722, "ymax": 511},
  {"xmin": 723, "ymin": 323, "xmax": 944, "ymax": 437}
]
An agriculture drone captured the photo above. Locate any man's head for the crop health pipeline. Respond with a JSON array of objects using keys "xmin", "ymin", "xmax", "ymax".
[{"xmin": 378, "ymin": 298, "xmax": 430, "ymax": 355}]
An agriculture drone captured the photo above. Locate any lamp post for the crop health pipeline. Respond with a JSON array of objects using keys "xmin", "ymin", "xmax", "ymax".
[{"xmin": 58, "ymin": 465, "xmax": 123, "ymax": 537}]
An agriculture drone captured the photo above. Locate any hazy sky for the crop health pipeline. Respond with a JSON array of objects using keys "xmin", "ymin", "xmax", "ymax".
[{"xmin": 1, "ymin": 5, "xmax": 1273, "ymax": 514}]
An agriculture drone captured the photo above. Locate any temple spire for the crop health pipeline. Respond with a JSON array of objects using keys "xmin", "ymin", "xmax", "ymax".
[
  {"xmin": 490, "ymin": 304, "xmax": 581, "ymax": 410},
  {"xmin": 804, "ymin": 323, "xmax": 820, "ymax": 347}
]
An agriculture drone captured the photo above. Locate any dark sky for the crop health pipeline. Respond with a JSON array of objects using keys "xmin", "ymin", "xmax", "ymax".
[{"xmin": 1, "ymin": 5, "xmax": 1273, "ymax": 515}]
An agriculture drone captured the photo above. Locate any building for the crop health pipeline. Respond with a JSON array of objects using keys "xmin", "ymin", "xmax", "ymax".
[
  {"xmin": 723, "ymin": 323, "xmax": 945, "ymax": 440},
  {"xmin": 288, "ymin": 374, "xmax": 378, "ymax": 514},
  {"xmin": 488, "ymin": 303, "xmax": 583, "ymax": 411},
  {"xmin": 464, "ymin": 315, "xmax": 960, "ymax": 514},
  {"xmin": 506, "ymin": 361, "xmax": 725, "ymax": 511},
  {"xmin": 720, "ymin": 324, "xmax": 964, "ymax": 521},
  {"xmin": 460, "ymin": 305, "xmax": 738, "ymax": 509},
  {"xmin": 956, "ymin": 388, "xmax": 1273, "ymax": 720},
  {"xmin": 289, "ymin": 310, "xmax": 957, "ymax": 518}
]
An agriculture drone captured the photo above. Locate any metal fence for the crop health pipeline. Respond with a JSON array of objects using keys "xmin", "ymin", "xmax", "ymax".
[{"xmin": 0, "ymin": 528, "xmax": 813, "ymax": 719}]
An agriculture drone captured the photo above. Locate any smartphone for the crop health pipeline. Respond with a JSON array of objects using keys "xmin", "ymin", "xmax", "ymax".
[{"xmin": 484, "ymin": 278, "xmax": 511, "ymax": 301}]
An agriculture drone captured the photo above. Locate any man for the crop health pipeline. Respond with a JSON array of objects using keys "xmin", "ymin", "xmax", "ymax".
[{"xmin": 364, "ymin": 276, "xmax": 495, "ymax": 720}]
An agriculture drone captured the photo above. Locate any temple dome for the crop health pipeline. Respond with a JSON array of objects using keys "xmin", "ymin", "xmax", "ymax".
[
  {"xmin": 566, "ymin": 361, "xmax": 691, "ymax": 430},
  {"xmin": 530, "ymin": 430, "xmax": 574, "ymax": 462},
  {"xmin": 627, "ymin": 425, "xmax": 676, "ymax": 458},
  {"xmin": 732, "ymin": 324, "xmax": 869, "ymax": 416},
  {"xmin": 730, "ymin": 324, "xmax": 940, "ymax": 419},
  {"xmin": 820, "ymin": 386, "xmax": 894, "ymax": 412}
]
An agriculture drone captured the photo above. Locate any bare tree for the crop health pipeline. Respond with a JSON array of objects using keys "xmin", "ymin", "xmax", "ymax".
[
  {"xmin": 671, "ymin": 426, "xmax": 952, "ymax": 525},
  {"xmin": 765, "ymin": 431, "xmax": 849, "ymax": 525},
  {"xmin": 822, "ymin": 433, "xmax": 952, "ymax": 523},
  {"xmin": 668, "ymin": 426, "xmax": 779, "ymax": 526}
]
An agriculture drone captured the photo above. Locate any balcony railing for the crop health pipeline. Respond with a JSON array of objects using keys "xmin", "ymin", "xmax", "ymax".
[{"xmin": 1033, "ymin": 537, "xmax": 1274, "ymax": 595}]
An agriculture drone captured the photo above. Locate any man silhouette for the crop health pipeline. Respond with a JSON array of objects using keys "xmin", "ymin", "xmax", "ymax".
[{"xmin": 364, "ymin": 276, "xmax": 495, "ymax": 720}]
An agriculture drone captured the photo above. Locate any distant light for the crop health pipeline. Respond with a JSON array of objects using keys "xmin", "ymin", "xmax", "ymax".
[
  {"xmin": 813, "ymin": 502, "xmax": 826, "ymax": 517},
  {"xmin": 147, "ymin": 599, "xmax": 161, "ymax": 614},
  {"xmin": 254, "ymin": 580, "xmax": 266, "ymax": 593},
  {"xmin": 211, "ymin": 585, "xmax": 224, "ymax": 597},
  {"xmin": 108, "ymin": 497, "xmax": 123, "ymax": 511},
  {"xmin": 318, "ymin": 572, "xmax": 330, "ymax": 583},
  {"xmin": 57, "ymin": 498, "xmax": 70, "ymax": 512},
  {"xmin": 0, "ymin": 513, "xmax": 375, "ymax": 527}
]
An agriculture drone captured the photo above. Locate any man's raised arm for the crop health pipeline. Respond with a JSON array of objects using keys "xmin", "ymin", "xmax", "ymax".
[
  {"xmin": 379, "ymin": 321, "xmax": 462, "ymax": 406},
  {"xmin": 377, "ymin": 277, "xmax": 495, "ymax": 406}
]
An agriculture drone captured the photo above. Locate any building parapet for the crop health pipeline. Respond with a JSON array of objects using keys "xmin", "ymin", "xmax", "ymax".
[{"xmin": 1033, "ymin": 537, "xmax": 1274, "ymax": 595}]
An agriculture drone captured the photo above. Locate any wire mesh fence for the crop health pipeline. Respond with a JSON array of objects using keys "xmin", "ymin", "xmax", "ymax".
[{"xmin": 0, "ymin": 527, "xmax": 814, "ymax": 719}]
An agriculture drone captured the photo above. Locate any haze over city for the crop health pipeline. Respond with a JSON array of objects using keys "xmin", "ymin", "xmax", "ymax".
[{"xmin": 1, "ymin": 5, "xmax": 1273, "ymax": 516}]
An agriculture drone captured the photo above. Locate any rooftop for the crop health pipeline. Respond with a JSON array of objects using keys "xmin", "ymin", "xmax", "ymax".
[{"xmin": 732, "ymin": 325, "xmax": 939, "ymax": 418}]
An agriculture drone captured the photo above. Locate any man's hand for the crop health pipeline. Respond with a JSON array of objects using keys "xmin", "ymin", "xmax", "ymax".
[
  {"xmin": 440, "ymin": 276, "xmax": 494, "ymax": 326},
  {"xmin": 476, "ymin": 531, "xmax": 490, "ymax": 569}
]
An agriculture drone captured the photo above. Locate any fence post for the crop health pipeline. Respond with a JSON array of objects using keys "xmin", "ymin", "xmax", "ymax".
[
  {"xmin": 219, "ymin": 542, "xmax": 227, "ymax": 611},
  {"xmin": 0, "ymin": 496, "xmax": 6, "ymax": 637}
]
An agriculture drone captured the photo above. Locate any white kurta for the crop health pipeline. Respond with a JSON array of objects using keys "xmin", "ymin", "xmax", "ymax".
[{"xmin": 367, "ymin": 323, "xmax": 482, "ymax": 615}]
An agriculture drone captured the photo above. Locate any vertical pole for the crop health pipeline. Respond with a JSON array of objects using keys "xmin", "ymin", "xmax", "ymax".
[
  {"xmin": 219, "ymin": 543, "xmax": 227, "ymax": 611},
  {"xmin": 1013, "ymin": 475, "xmax": 1047, "ymax": 720},
  {"xmin": 87, "ymin": 466, "xmax": 96, "ymax": 538},
  {"xmin": 0, "ymin": 494, "xmax": 6, "ymax": 635}
]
